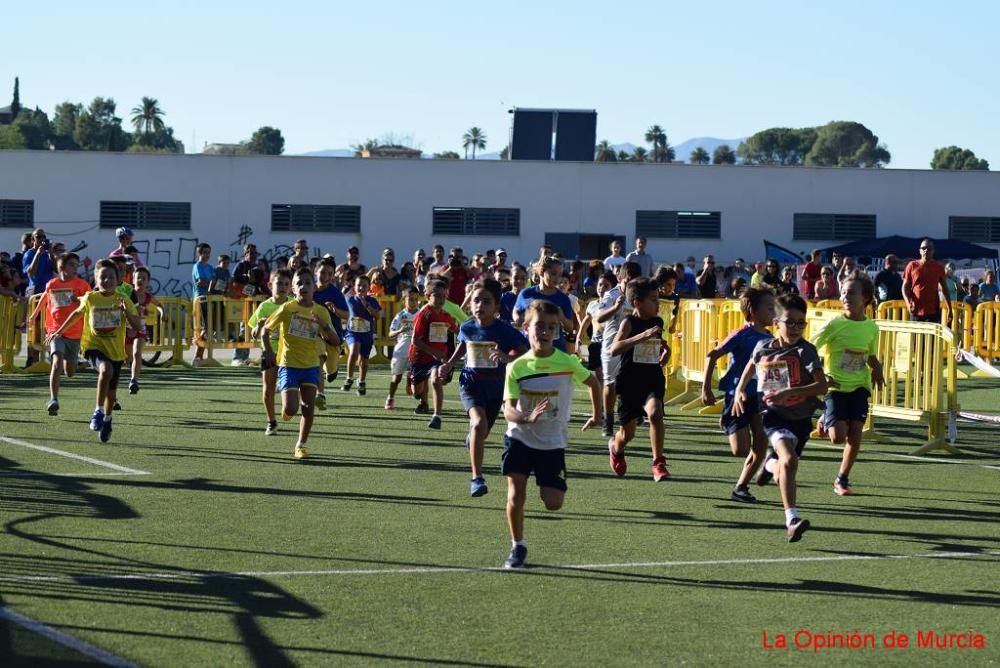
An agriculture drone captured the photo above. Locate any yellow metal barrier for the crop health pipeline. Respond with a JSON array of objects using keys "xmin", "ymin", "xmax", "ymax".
[
  {"xmin": 942, "ymin": 301, "xmax": 974, "ymax": 352},
  {"xmin": 876, "ymin": 300, "xmax": 909, "ymax": 322},
  {"xmin": 145, "ymin": 297, "xmax": 195, "ymax": 366},
  {"xmin": 870, "ymin": 319, "xmax": 959, "ymax": 455},
  {"xmin": 665, "ymin": 300, "xmax": 719, "ymax": 410},
  {"xmin": 21, "ymin": 294, "xmax": 50, "ymax": 373},
  {"xmin": 0, "ymin": 295, "xmax": 22, "ymax": 373},
  {"xmin": 191, "ymin": 295, "xmax": 263, "ymax": 367},
  {"xmin": 973, "ymin": 302, "xmax": 1000, "ymax": 365},
  {"xmin": 658, "ymin": 299, "xmax": 685, "ymax": 400},
  {"xmin": 373, "ymin": 295, "xmax": 403, "ymax": 366}
]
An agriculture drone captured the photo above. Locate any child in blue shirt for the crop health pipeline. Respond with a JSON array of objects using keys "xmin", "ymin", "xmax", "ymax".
[
  {"xmin": 191, "ymin": 243, "xmax": 215, "ymax": 366},
  {"xmin": 512, "ymin": 256, "xmax": 576, "ymax": 351},
  {"xmin": 342, "ymin": 274, "xmax": 381, "ymax": 396},
  {"xmin": 314, "ymin": 259, "xmax": 349, "ymax": 385},
  {"xmin": 701, "ymin": 288, "xmax": 776, "ymax": 503},
  {"xmin": 442, "ymin": 278, "xmax": 528, "ymax": 497}
]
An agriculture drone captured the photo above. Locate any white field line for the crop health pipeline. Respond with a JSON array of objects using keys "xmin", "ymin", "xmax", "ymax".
[
  {"xmin": 1, "ymin": 550, "xmax": 997, "ymax": 584},
  {"xmin": 0, "ymin": 471, "xmax": 149, "ymax": 478},
  {"xmin": 0, "ymin": 437, "xmax": 150, "ymax": 476},
  {"xmin": 0, "ymin": 605, "xmax": 137, "ymax": 667}
]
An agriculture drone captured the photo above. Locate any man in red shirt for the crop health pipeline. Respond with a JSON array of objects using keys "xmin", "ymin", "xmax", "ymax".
[
  {"xmin": 802, "ymin": 249, "xmax": 822, "ymax": 298},
  {"xmin": 902, "ymin": 238, "xmax": 951, "ymax": 323}
]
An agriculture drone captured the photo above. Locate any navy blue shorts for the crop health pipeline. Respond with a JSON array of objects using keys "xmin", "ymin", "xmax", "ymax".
[
  {"xmin": 501, "ymin": 436, "xmax": 567, "ymax": 492},
  {"xmin": 408, "ymin": 360, "xmax": 439, "ymax": 385},
  {"xmin": 720, "ymin": 391, "xmax": 759, "ymax": 435},
  {"xmin": 824, "ymin": 388, "xmax": 871, "ymax": 425},
  {"xmin": 278, "ymin": 366, "xmax": 320, "ymax": 391},
  {"xmin": 761, "ymin": 412, "xmax": 812, "ymax": 456},
  {"xmin": 345, "ymin": 332, "xmax": 373, "ymax": 358},
  {"xmin": 459, "ymin": 385, "xmax": 502, "ymax": 429},
  {"xmin": 84, "ymin": 350, "xmax": 123, "ymax": 388}
]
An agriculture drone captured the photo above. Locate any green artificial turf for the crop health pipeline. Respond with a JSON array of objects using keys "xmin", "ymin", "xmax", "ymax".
[{"xmin": 1, "ymin": 365, "xmax": 998, "ymax": 666}]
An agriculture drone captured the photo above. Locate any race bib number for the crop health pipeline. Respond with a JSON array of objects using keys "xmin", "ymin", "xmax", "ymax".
[
  {"xmin": 466, "ymin": 341, "xmax": 497, "ymax": 369},
  {"xmin": 348, "ymin": 316, "xmax": 371, "ymax": 333},
  {"xmin": 289, "ymin": 314, "xmax": 319, "ymax": 339},
  {"xmin": 840, "ymin": 349, "xmax": 867, "ymax": 373},
  {"xmin": 51, "ymin": 289, "xmax": 75, "ymax": 308},
  {"xmin": 633, "ymin": 339, "xmax": 661, "ymax": 365},
  {"xmin": 429, "ymin": 322, "xmax": 449, "ymax": 343},
  {"xmin": 521, "ymin": 389, "xmax": 559, "ymax": 421},
  {"xmin": 758, "ymin": 361, "xmax": 791, "ymax": 394},
  {"xmin": 92, "ymin": 307, "xmax": 121, "ymax": 336}
]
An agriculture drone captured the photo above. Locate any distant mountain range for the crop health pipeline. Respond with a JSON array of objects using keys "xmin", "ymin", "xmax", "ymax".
[{"xmin": 299, "ymin": 137, "xmax": 746, "ymax": 162}]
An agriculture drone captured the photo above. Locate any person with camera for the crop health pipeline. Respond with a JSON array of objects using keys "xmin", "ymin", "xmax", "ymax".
[{"xmin": 437, "ymin": 250, "xmax": 471, "ymax": 304}]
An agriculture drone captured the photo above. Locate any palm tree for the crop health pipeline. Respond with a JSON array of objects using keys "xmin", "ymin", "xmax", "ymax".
[
  {"xmin": 690, "ymin": 147, "xmax": 711, "ymax": 164},
  {"xmin": 462, "ymin": 127, "xmax": 487, "ymax": 159},
  {"xmin": 595, "ymin": 140, "xmax": 617, "ymax": 162},
  {"xmin": 631, "ymin": 146, "xmax": 649, "ymax": 162},
  {"xmin": 645, "ymin": 124, "xmax": 675, "ymax": 163},
  {"xmin": 617, "ymin": 150, "xmax": 630, "ymax": 162},
  {"xmin": 352, "ymin": 138, "xmax": 378, "ymax": 156},
  {"xmin": 130, "ymin": 97, "xmax": 165, "ymax": 137}
]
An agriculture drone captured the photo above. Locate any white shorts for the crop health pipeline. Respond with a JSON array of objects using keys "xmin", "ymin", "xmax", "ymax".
[
  {"xmin": 390, "ymin": 350, "xmax": 409, "ymax": 376},
  {"xmin": 601, "ymin": 353, "xmax": 621, "ymax": 385}
]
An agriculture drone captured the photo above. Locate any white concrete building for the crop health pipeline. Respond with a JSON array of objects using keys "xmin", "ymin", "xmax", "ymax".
[{"xmin": 2, "ymin": 150, "xmax": 999, "ymax": 297}]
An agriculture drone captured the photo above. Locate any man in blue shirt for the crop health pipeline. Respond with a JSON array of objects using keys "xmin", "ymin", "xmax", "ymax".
[{"xmin": 22, "ymin": 228, "xmax": 54, "ymax": 296}]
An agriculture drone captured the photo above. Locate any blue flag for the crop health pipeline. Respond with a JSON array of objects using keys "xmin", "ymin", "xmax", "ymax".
[{"xmin": 763, "ymin": 240, "xmax": 804, "ymax": 264}]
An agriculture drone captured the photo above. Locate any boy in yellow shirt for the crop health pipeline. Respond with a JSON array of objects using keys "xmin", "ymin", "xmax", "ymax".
[
  {"xmin": 262, "ymin": 268, "xmax": 341, "ymax": 459},
  {"xmin": 46, "ymin": 259, "xmax": 142, "ymax": 442}
]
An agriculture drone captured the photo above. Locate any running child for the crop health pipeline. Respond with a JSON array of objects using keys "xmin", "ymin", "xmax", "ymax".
[
  {"xmin": 32, "ymin": 252, "xmax": 89, "ymax": 416},
  {"xmin": 45, "ymin": 259, "xmax": 142, "ymax": 442},
  {"xmin": 385, "ymin": 287, "xmax": 420, "ymax": 410},
  {"xmin": 594, "ymin": 261, "xmax": 643, "ymax": 437},
  {"xmin": 125, "ymin": 267, "xmax": 162, "ymax": 395},
  {"xmin": 249, "ymin": 269, "xmax": 292, "ymax": 435},
  {"xmin": 408, "ymin": 279, "xmax": 458, "ymax": 427},
  {"xmin": 342, "ymin": 275, "xmax": 381, "ymax": 396},
  {"xmin": 441, "ymin": 278, "xmax": 528, "ymax": 497},
  {"xmin": 512, "ymin": 256, "xmax": 577, "ymax": 352},
  {"xmin": 314, "ymin": 258, "xmax": 348, "ymax": 384},
  {"xmin": 261, "ymin": 268, "xmax": 341, "ymax": 459},
  {"xmin": 501, "ymin": 300, "xmax": 601, "ymax": 568},
  {"xmin": 607, "ymin": 278, "xmax": 672, "ymax": 482},
  {"xmin": 701, "ymin": 288, "xmax": 775, "ymax": 502},
  {"xmin": 813, "ymin": 272, "xmax": 884, "ymax": 496},
  {"xmin": 576, "ymin": 271, "xmax": 616, "ymax": 386},
  {"xmin": 732, "ymin": 294, "xmax": 830, "ymax": 542}
]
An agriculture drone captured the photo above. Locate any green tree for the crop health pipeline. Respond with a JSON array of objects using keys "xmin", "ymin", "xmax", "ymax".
[
  {"xmin": 51, "ymin": 102, "xmax": 82, "ymax": 149},
  {"xmin": 689, "ymin": 147, "xmax": 710, "ymax": 164},
  {"xmin": 595, "ymin": 140, "xmax": 617, "ymax": 162},
  {"xmin": 712, "ymin": 144, "xmax": 736, "ymax": 165},
  {"xmin": 930, "ymin": 146, "xmax": 989, "ymax": 171},
  {"xmin": 645, "ymin": 124, "xmax": 674, "ymax": 162},
  {"xmin": 0, "ymin": 124, "xmax": 27, "ymax": 149},
  {"xmin": 352, "ymin": 138, "xmax": 378, "ymax": 156},
  {"xmin": 433, "ymin": 150, "xmax": 461, "ymax": 159},
  {"xmin": 737, "ymin": 127, "xmax": 816, "ymax": 165},
  {"xmin": 11, "ymin": 77, "xmax": 20, "ymax": 119},
  {"xmin": 74, "ymin": 97, "xmax": 130, "ymax": 151},
  {"xmin": 246, "ymin": 126, "xmax": 284, "ymax": 155},
  {"xmin": 12, "ymin": 107, "xmax": 51, "ymax": 149},
  {"xmin": 617, "ymin": 150, "xmax": 630, "ymax": 162},
  {"xmin": 499, "ymin": 144, "xmax": 510, "ymax": 160},
  {"xmin": 805, "ymin": 121, "xmax": 889, "ymax": 167},
  {"xmin": 631, "ymin": 146, "xmax": 649, "ymax": 162},
  {"xmin": 462, "ymin": 126, "xmax": 487, "ymax": 159},
  {"xmin": 130, "ymin": 97, "xmax": 166, "ymax": 143}
]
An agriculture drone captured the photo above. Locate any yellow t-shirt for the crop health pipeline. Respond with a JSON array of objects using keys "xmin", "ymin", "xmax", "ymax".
[
  {"xmin": 264, "ymin": 301, "xmax": 333, "ymax": 369},
  {"xmin": 79, "ymin": 291, "xmax": 138, "ymax": 362},
  {"xmin": 813, "ymin": 315, "xmax": 879, "ymax": 393}
]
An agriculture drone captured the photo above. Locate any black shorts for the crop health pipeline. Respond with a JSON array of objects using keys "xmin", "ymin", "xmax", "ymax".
[
  {"xmin": 84, "ymin": 350, "xmax": 123, "ymax": 388},
  {"xmin": 913, "ymin": 312, "xmax": 940, "ymax": 323},
  {"xmin": 720, "ymin": 391, "xmax": 759, "ymax": 435},
  {"xmin": 260, "ymin": 356, "xmax": 277, "ymax": 372},
  {"xmin": 408, "ymin": 360, "xmax": 439, "ymax": 385},
  {"xmin": 761, "ymin": 412, "xmax": 812, "ymax": 456},
  {"xmin": 824, "ymin": 388, "xmax": 871, "ymax": 425},
  {"xmin": 616, "ymin": 382, "xmax": 665, "ymax": 426},
  {"xmin": 501, "ymin": 436, "xmax": 567, "ymax": 492},
  {"xmin": 586, "ymin": 341, "xmax": 602, "ymax": 371}
]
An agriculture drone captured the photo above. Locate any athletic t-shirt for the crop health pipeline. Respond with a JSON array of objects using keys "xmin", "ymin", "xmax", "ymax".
[
  {"xmin": 717, "ymin": 324, "xmax": 773, "ymax": 394},
  {"xmin": 499, "ymin": 291, "xmax": 518, "ymax": 323},
  {"xmin": 79, "ymin": 291, "xmax": 138, "ymax": 362},
  {"xmin": 585, "ymin": 299, "xmax": 605, "ymax": 343},
  {"xmin": 41, "ymin": 276, "xmax": 91, "ymax": 338},
  {"xmin": 314, "ymin": 284, "xmax": 348, "ymax": 335},
  {"xmin": 390, "ymin": 308, "xmax": 419, "ymax": 355},
  {"xmin": 615, "ymin": 315, "xmax": 667, "ymax": 392},
  {"xmin": 409, "ymin": 306, "xmax": 457, "ymax": 364},
  {"xmin": 248, "ymin": 297, "xmax": 288, "ymax": 343},
  {"xmin": 902, "ymin": 260, "xmax": 945, "ymax": 316},
  {"xmin": 264, "ymin": 301, "xmax": 333, "ymax": 368},
  {"xmin": 458, "ymin": 318, "xmax": 527, "ymax": 391},
  {"xmin": 504, "ymin": 349, "xmax": 592, "ymax": 451},
  {"xmin": 346, "ymin": 295, "xmax": 380, "ymax": 335},
  {"xmin": 812, "ymin": 315, "xmax": 879, "ymax": 393},
  {"xmin": 598, "ymin": 286, "xmax": 627, "ymax": 360},
  {"xmin": 751, "ymin": 338, "xmax": 823, "ymax": 422},
  {"xmin": 513, "ymin": 287, "xmax": 575, "ymax": 350}
]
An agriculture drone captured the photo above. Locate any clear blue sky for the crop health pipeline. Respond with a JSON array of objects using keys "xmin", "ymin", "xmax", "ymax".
[{"xmin": 5, "ymin": 0, "xmax": 998, "ymax": 168}]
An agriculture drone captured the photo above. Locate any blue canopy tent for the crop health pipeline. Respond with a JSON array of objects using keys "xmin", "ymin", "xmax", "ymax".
[{"xmin": 821, "ymin": 236, "xmax": 998, "ymax": 262}]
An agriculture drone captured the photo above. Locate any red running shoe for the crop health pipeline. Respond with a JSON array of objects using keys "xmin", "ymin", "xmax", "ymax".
[
  {"xmin": 608, "ymin": 438, "xmax": 627, "ymax": 477},
  {"xmin": 651, "ymin": 457, "xmax": 671, "ymax": 482}
]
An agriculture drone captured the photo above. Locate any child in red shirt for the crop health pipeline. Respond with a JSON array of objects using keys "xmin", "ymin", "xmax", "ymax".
[
  {"xmin": 32, "ymin": 252, "xmax": 90, "ymax": 415},
  {"xmin": 408, "ymin": 279, "xmax": 458, "ymax": 427}
]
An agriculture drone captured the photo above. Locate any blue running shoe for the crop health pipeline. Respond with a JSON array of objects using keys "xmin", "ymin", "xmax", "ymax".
[
  {"xmin": 504, "ymin": 544, "xmax": 527, "ymax": 569},
  {"xmin": 99, "ymin": 419, "xmax": 112, "ymax": 443},
  {"xmin": 90, "ymin": 409, "xmax": 104, "ymax": 432},
  {"xmin": 47, "ymin": 399, "xmax": 59, "ymax": 416},
  {"xmin": 427, "ymin": 415, "xmax": 442, "ymax": 429},
  {"xmin": 470, "ymin": 477, "xmax": 488, "ymax": 497}
]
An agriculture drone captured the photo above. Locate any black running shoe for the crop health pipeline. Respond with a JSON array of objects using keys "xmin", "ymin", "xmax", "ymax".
[
  {"xmin": 731, "ymin": 486, "xmax": 757, "ymax": 503},
  {"xmin": 504, "ymin": 544, "xmax": 527, "ymax": 569}
]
